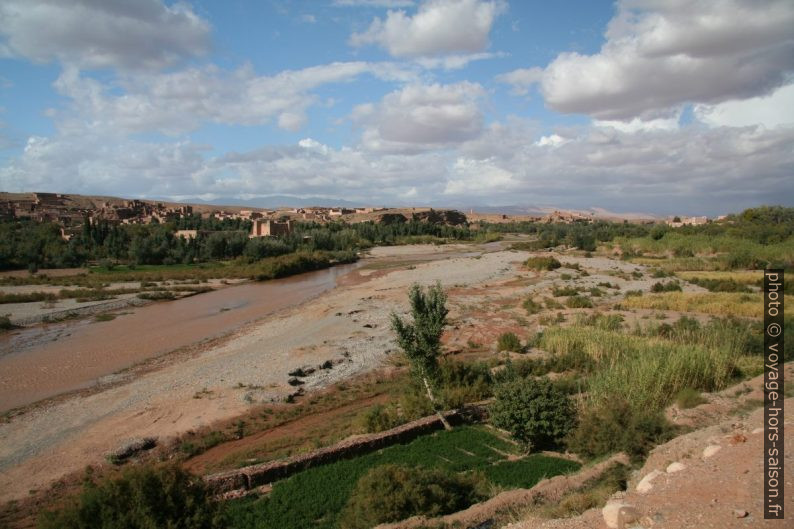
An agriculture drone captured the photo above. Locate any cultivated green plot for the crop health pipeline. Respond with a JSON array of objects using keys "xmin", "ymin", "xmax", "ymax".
[{"xmin": 224, "ymin": 426, "xmax": 580, "ymax": 529}]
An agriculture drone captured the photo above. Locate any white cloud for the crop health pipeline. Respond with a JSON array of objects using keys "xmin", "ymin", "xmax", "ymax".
[
  {"xmin": 353, "ymin": 82, "xmax": 486, "ymax": 152},
  {"xmin": 594, "ymin": 114, "xmax": 681, "ymax": 133},
  {"xmin": 444, "ymin": 157, "xmax": 517, "ymax": 195},
  {"xmin": 414, "ymin": 52, "xmax": 502, "ymax": 70},
  {"xmin": 51, "ymin": 61, "xmax": 418, "ymax": 135},
  {"xmin": 334, "ymin": 0, "xmax": 415, "ymax": 7},
  {"xmin": 694, "ymin": 83, "xmax": 794, "ymax": 129},
  {"xmin": 350, "ymin": 0, "xmax": 505, "ymax": 58},
  {"xmin": 534, "ymin": 134, "xmax": 569, "ymax": 148},
  {"xmin": 0, "ymin": 0, "xmax": 211, "ymax": 70},
  {"xmin": 495, "ymin": 67, "xmax": 543, "ymax": 95},
  {"xmin": 5, "ymin": 118, "xmax": 792, "ymax": 215},
  {"xmin": 500, "ymin": 0, "xmax": 794, "ymax": 123}
]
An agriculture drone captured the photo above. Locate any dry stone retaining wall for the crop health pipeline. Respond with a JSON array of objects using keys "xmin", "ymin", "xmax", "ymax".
[{"xmin": 205, "ymin": 405, "xmax": 487, "ymax": 495}]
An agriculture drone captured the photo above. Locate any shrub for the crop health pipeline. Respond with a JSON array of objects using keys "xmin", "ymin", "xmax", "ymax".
[
  {"xmin": 339, "ymin": 464, "xmax": 487, "ymax": 529},
  {"xmin": 651, "ymin": 281, "xmax": 682, "ymax": 293},
  {"xmin": 438, "ymin": 361, "xmax": 493, "ymax": 408},
  {"xmin": 552, "ymin": 286, "xmax": 579, "ymax": 297},
  {"xmin": 490, "ymin": 378, "xmax": 576, "ymax": 450},
  {"xmin": 525, "ymin": 256, "xmax": 562, "ymax": 271},
  {"xmin": 544, "ymin": 297, "xmax": 564, "ymax": 309},
  {"xmin": 357, "ymin": 404, "xmax": 402, "ymax": 433},
  {"xmin": 497, "ymin": 332, "xmax": 523, "ymax": 352},
  {"xmin": 566, "ymin": 400, "xmax": 674, "ymax": 460},
  {"xmin": 38, "ymin": 465, "xmax": 221, "ymax": 529},
  {"xmin": 687, "ymin": 277, "xmax": 751, "ymax": 293},
  {"xmin": 565, "ymin": 295, "xmax": 593, "ymax": 309},
  {"xmin": 523, "ymin": 297, "xmax": 542, "ymax": 315}
]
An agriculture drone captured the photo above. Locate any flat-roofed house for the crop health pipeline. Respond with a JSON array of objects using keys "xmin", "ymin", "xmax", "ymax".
[{"xmin": 250, "ymin": 219, "xmax": 292, "ymax": 238}]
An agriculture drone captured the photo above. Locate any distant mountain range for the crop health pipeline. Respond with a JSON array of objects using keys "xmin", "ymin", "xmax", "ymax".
[{"xmin": 3, "ymin": 190, "xmax": 659, "ymax": 221}]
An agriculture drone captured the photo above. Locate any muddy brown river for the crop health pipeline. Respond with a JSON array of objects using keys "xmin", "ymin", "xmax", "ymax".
[{"xmin": 0, "ymin": 263, "xmax": 361, "ymax": 412}]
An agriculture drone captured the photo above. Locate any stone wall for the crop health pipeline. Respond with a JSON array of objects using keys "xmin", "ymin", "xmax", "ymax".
[{"xmin": 205, "ymin": 404, "xmax": 487, "ymax": 495}]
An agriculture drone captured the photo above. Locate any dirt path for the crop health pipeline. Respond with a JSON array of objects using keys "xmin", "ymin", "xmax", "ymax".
[{"xmin": 183, "ymin": 393, "xmax": 391, "ymax": 475}]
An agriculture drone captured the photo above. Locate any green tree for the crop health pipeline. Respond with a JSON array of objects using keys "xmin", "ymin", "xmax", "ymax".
[
  {"xmin": 339, "ymin": 464, "xmax": 486, "ymax": 529},
  {"xmin": 490, "ymin": 377, "xmax": 576, "ymax": 451},
  {"xmin": 390, "ymin": 283, "xmax": 451, "ymax": 429},
  {"xmin": 38, "ymin": 464, "xmax": 222, "ymax": 529}
]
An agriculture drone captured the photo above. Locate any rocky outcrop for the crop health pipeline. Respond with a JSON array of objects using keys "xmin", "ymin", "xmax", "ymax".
[
  {"xmin": 412, "ymin": 209, "xmax": 468, "ymax": 226},
  {"xmin": 375, "ymin": 213, "xmax": 408, "ymax": 225}
]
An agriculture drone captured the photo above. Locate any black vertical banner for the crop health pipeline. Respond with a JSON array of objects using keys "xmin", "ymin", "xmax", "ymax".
[{"xmin": 764, "ymin": 269, "xmax": 784, "ymax": 519}]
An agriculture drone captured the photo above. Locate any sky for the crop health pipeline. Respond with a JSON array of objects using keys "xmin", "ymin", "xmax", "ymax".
[{"xmin": 0, "ymin": 0, "xmax": 793, "ymax": 216}]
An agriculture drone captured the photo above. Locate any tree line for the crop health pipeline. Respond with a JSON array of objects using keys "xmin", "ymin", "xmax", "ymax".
[{"xmin": 2, "ymin": 205, "xmax": 791, "ymax": 270}]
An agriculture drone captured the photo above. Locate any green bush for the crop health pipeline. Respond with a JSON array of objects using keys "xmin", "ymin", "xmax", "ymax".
[
  {"xmin": 339, "ymin": 464, "xmax": 487, "ymax": 529},
  {"xmin": 38, "ymin": 465, "xmax": 221, "ymax": 529},
  {"xmin": 357, "ymin": 404, "xmax": 403, "ymax": 433},
  {"xmin": 497, "ymin": 332, "xmax": 523, "ymax": 352},
  {"xmin": 490, "ymin": 378, "xmax": 576, "ymax": 450},
  {"xmin": 525, "ymin": 256, "xmax": 562, "ymax": 271},
  {"xmin": 687, "ymin": 277, "xmax": 751, "ymax": 292},
  {"xmin": 651, "ymin": 281, "xmax": 682, "ymax": 293},
  {"xmin": 566, "ymin": 400, "xmax": 674, "ymax": 460},
  {"xmin": 438, "ymin": 361, "xmax": 493, "ymax": 408},
  {"xmin": 565, "ymin": 295, "xmax": 593, "ymax": 308}
]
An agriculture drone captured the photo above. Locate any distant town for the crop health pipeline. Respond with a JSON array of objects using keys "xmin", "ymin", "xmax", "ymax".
[{"xmin": 1, "ymin": 191, "xmax": 719, "ymax": 242}]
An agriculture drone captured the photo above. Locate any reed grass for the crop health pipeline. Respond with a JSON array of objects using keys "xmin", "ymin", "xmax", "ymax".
[
  {"xmin": 539, "ymin": 325, "xmax": 741, "ymax": 413},
  {"xmin": 675, "ymin": 270, "xmax": 762, "ymax": 284},
  {"xmin": 619, "ymin": 291, "xmax": 793, "ymax": 318}
]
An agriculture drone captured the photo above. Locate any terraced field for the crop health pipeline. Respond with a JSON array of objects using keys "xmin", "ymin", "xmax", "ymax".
[{"xmin": 224, "ymin": 426, "xmax": 580, "ymax": 529}]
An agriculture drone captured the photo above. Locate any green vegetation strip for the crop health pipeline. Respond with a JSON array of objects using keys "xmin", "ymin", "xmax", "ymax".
[{"xmin": 224, "ymin": 426, "xmax": 579, "ymax": 529}]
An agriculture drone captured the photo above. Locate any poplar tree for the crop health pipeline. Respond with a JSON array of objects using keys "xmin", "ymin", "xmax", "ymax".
[{"xmin": 390, "ymin": 282, "xmax": 451, "ymax": 430}]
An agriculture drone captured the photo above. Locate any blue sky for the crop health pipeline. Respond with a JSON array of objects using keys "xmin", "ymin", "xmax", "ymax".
[{"xmin": 1, "ymin": 0, "xmax": 793, "ymax": 215}]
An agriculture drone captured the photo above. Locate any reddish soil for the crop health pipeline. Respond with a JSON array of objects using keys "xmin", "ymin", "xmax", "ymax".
[{"xmin": 183, "ymin": 393, "xmax": 390, "ymax": 475}]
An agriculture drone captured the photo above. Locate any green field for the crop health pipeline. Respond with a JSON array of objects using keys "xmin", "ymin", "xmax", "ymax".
[{"xmin": 223, "ymin": 426, "xmax": 580, "ymax": 529}]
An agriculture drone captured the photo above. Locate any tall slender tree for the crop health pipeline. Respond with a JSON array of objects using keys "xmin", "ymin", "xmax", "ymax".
[{"xmin": 390, "ymin": 282, "xmax": 451, "ymax": 430}]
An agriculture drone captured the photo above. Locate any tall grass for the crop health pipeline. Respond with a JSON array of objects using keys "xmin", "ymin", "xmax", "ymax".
[
  {"xmin": 614, "ymin": 232, "xmax": 794, "ymax": 268},
  {"xmin": 619, "ymin": 291, "xmax": 794, "ymax": 318},
  {"xmin": 675, "ymin": 270, "xmax": 762, "ymax": 284},
  {"xmin": 538, "ymin": 325, "xmax": 740, "ymax": 413}
]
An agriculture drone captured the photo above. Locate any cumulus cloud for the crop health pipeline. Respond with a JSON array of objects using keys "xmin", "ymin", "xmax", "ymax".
[
  {"xmin": 448, "ymin": 121, "xmax": 794, "ymax": 213},
  {"xmin": 51, "ymin": 61, "xmax": 417, "ymax": 135},
  {"xmin": 350, "ymin": 0, "xmax": 505, "ymax": 58},
  {"xmin": 0, "ymin": 0, "xmax": 211, "ymax": 70},
  {"xmin": 353, "ymin": 82, "xmax": 486, "ymax": 152},
  {"xmin": 495, "ymin": 67, "xmax": 543, "ymax": 95},
  {"xmin": 499, "ymin": 0, "xmax": 794, "ymax": 121},
  {"xmin": 5, "ymin": 116, "xmax": 792, "ymax": 215},
  {"xmin": 694, "ymin": 83, "xmax": 794, "ymax": 129}
]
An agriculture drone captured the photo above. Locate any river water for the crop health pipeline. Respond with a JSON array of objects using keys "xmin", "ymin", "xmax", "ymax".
[
  {"xmin": 0, "ymin": 262, "xmax": 362, "ymax": 412},
  {"xmin": 0, "ymin": 242, "xmax": 507, "ymax": 412}
]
